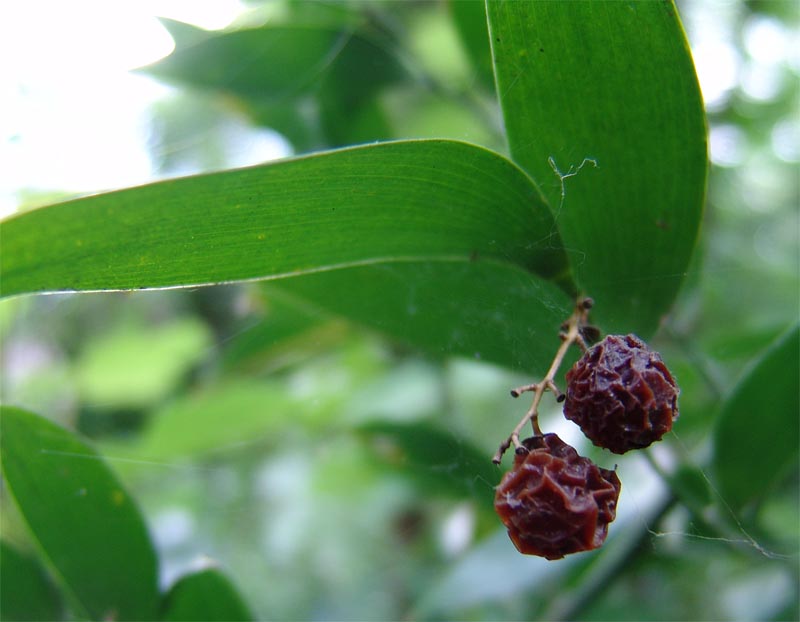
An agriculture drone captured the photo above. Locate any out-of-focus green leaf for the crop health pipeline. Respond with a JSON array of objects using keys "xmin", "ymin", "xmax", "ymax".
[
  {"xmin": 450, "ymin": 0, "xmax": 495, "ymax": 90},
  {"xmin": 138, "ymin": 338, "xmax": 387, "ymax": 459},
  {"xmin": 318, "ymin": 87, "xmax": 394, "ymax": 147},
  {"xmin": 0, "ymin": 407, "xmax": 159, "ymax": 621},
  {"xmin": 383, "ymin": 88, "xmax": 501, "ymax": 151},
  {"xmin": 156, "ymin": 17, "xmax": 210, "ymax": 48},
  {"xmin": 0, "ymin": 540, "xmax": 62, "ymax": 621},
  {"xmin": 161, "ymin": 568, "xmax": 252, "ymax": 622},
  {"xmin": 146, "ymin": 22, "xmax": 348, "ymax": 99},
  {"xmin": 220, "ymin": 294, "xmax": 336, "ymax": 371},
  {"xmin": 670, "ymin": 464, "xmax": 712, "ymax": 512},
  {"xmin": 147, "ymin": 19, "xmax": 405, "ymax": 147},
  {"xmin": 310, "ymin": 22, "xmax": 407, "ymax": 99},
  {"xmin": 75, "ymin": 318, "xmax": 211, "ymax": 409},
  {"xmin": 0, "ymin": 140, "xmax": 573, "ymax": 299},
  {"xmin": 136, "ymin": 381, "xmax": 298, "ymax": 459},
  {"xmin": 282, "ymin": 0, "xmax": 363, "ymax": 28},
  {"xmin": 487, "ymin": 0, "xmax": 707, "ymax": 337},
  {"xmin": 0, "ymin": 298, "xmax": 25, "ymax": 341},
  {"xmin": 271, "ymin": 259, "xmax": 573, "ymax": 374},
  {"xmin": 358, "ymin": 420, "xmax": 499, "ymax": 509},
  {"xmin": 245, "ymin": 98, "xmax": 320, "ymax": 152},
  {"xmin": 712, "ymin": 324, "xmax": 800, "ymax": 511}
]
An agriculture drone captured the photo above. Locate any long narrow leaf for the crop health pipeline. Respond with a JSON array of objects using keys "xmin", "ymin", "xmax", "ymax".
[
  {"xmin": 0, "ymin": 407, "xmax": 159, "ymax": 621},
  {"xmin": 0, "ymin": 139, "xmax": 574, "ymax": 298},
  {"xmin": 712, "ymin": 324, "xmax": 800, "ymax": 511},
  {"xmin": 487, "ymin": 1, "xmax": 707, "ymax": 336}
]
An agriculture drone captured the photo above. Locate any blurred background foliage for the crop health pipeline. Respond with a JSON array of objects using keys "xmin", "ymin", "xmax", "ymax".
[{"xmin": 1, "ymin": 1, "xmax": 798, "ymax": 620}]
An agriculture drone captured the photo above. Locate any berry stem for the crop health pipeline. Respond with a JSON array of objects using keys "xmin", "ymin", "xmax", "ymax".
[{"xmin": 493, "ymin": 297, "xmax": 593, "ymax": 464}]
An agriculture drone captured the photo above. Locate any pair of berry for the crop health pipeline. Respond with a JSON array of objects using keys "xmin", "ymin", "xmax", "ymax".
[{"xmin": 495, "ymin": 334, "xmax": 679, "ymax": 560}]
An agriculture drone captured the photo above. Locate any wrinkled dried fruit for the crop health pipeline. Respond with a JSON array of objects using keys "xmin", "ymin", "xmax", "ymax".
[
  {"xmin": 564, "ymin": 334, "xmax": 679, "ymax": 454},
  {"xmin": 494, "ymin": 434, "xmax": 621, "ymax": 560}
]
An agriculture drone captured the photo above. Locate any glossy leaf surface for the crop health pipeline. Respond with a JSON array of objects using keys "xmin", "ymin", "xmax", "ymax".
[
  {"xmin": 487, "ymin": 0, "xmax": 707, "ymax": 336},
  {"xmin": 0, "ymin": 407, "xmax": 159, "ymax": 621},
  {"xmin": 0, "ymin": 139, "xmax": 572, "ymax": 298}
]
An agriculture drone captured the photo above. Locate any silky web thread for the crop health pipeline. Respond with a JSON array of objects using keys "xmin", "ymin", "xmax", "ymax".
[
  {"xmin": 542, "ymin": 155, "xmax": 599, "ymax": 264},
  {"xmin": 641, "ymin": 431, "xmax": 789, "ymax": 560}
]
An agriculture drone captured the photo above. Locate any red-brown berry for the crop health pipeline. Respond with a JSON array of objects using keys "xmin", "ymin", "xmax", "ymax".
[
  {"xmin": 564, "ymin": 334, "xmax": 679, "ymax": 454},
  {"xmin": 494, "ymin": 434, "xmax": 621, "ymax": 560}
]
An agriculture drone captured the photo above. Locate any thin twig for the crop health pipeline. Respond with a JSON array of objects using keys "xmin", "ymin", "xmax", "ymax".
[{"xmin": 493, "ymin": 298, "xmax": 593, "ymax": 463}]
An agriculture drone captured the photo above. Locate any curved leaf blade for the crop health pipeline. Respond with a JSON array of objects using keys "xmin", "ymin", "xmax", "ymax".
[
  {"xmin": 270, "ymin": 258, "xmax": 574, "ymax": 373},
  {"xmin": 487, "ymin": 1, "xmax": 707, "ymax": 336},
  {"xmin": 0, "ymin": 139, "xmax": 574, "ymax": 298},
  {"xmin": 161, "ymin": 568, "xmax": 252, "ymax": 622},
  {"xmin": 712, "ymin": 324, "xmax": 800, "ymax": 511},
  {"xmin": 0, "ymin": 407, "xmax": 159, "ymax": 621}
]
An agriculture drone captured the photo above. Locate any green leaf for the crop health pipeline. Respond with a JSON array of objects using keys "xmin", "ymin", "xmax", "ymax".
[
  {"xmin": 450, "ymin": 0, "xmax": 495, "ymax": 90},
  {"xmin": 712, "ymin": 324, "xmax": 800, "ymax": 511},
  {"xmin": 0, "ymin": 407, "xmax": 159, "ymax": 621},
  {"xmin": 317, "ymin": 84, "xmax": 394, "ymax": 147},
  {"xmin": 670, "ymin": 464, "xmax": 712, "ymax": 512},
  {"xmin": 487, "ymin": 1, "xmax": 707, "ymax": 336},
  {"xmin": 75, "ymin": 318, "xmax": 212, "ymax": 409},
  {"xmin": 149, "ymin": 19, "xmax": 403, "ymax": 102},
  {"xmin": 161, "ymin": 568, "xmax": 252, "ymax": 622},
  {"xmin": 220, "ymin": 293, "xmax": 335, "ymax": 371},
  {"xmin": 136, "ymin": 338, "xmax": 387, "ymax": 460},
  {"xmin": 0, "ymin": 540, "xmax": 63, "ymax": 621},
  {"xmin": 357, "ymin": 420, "xmax": 499, "ymax": 509},
  {"xmin": 147, "ymin": 20, "xmax": 405, "ymax": 147},
  {"xmin": 0, "ymin": 139, "xmax": 574, "ymax": 299},
  {"xmin": 156, "ymin": 17, "xmax": 211, "ymax": 48},
  {"xmin": 135, "ymin": 380, "xmax": 300, "ymax": 459},
  {"xmin": 146, "ymin": 22, "xmax": 350, "ymax": 100},
  {"xmin": 270, "ymin": 258, "xmax": 573, "ymax": 373}
]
